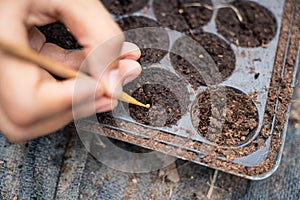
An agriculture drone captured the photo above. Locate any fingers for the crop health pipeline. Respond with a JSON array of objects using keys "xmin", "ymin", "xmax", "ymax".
[
  {"xmin": 27, "ymin": 0, "xmax": 141, "ymax": 98},
  {"xmin": 0, "ymin": 83, "xmax": 118, "ymax": 143},
  {"xmin": 35, "ymin": 76, "xmax": 107, "ymax": 120},
  {"xmin": 28, "ymin": 27, "xmax": 46, "ymax": 51},
  {"xmin": 98, "ymin": 42, "xmax": 142, "ymax": 97},
  {"xmin": 38, "ymin": 42, "xmax": 141, "ymax": 75},
  {"xmin": 0, "ymin": 0, "xmax": 143, "ymax": 143},
  {"xmin": 0, "ymin": 79, "xmax": 117, "ymax": 143},
  {"xmin": 39, "ymin": 43, "xmax": 85, "ymax": 70},
  {"xmin": 98, "ymin": 59, "xmax": 141, "ymax": 98},
  {"xmin": 120, "ymin": 42, "xmax": 141, "ymax": 60},
  {"xmin": 119, "ymin": 59, "xmax": 142, "ymax": 85},
  {"xmin": 0, "ymin": 105, "xmax": 73, "ymax": 143},
  {"xmin": 0, "ymin": 1, "xmax": 29, "ymax": 45},
  {"xmin": 50, "ymin": 0, "xmax": 122, "ymax": 51}
]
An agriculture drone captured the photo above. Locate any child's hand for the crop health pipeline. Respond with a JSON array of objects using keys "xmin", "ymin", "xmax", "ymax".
[{"xmin": 0, "ymin": 0, "xmax": 141, "ymax": 142}]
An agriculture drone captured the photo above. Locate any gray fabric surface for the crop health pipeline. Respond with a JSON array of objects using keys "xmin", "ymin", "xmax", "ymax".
[
  {"xmin": 0, "ymin": 129, "xmax": 69, "ymax": 200},
  {"xmin": 0, "ymin": 120, "xmax": 299, "ymax": 199}
]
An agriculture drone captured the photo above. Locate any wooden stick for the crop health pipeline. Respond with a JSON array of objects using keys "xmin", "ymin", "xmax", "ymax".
[
  {"xmin": 0, "ymin": 39, "xmax": 150, "ymax": 109},
  {"xmin": 207, "ymin": 170, "xmax": 218, "ymax": 199}
]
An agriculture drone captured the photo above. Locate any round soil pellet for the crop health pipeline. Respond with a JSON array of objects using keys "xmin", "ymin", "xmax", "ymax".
[
  {"xmin": 38, "ymin": 22, "xmax": 81, "ymax": 49},
  {"xmin": 102, "ymin": 0, "xmax": 149, "ymax": 16},
  {"xmin": 216, "ymin": 1, "xmax": 277, "ymax": 48},
  {"xmin": 124, "ymin": 68, "xmax": 189, "ymax": 127},
  {"xmin": 117, "ymin": 16, "xmax": 169, "ymax": 65},
  {"xmin": 153, "ymin": 0, "xmax": 213, "ymax": 33},
  {"xmin": 191, "ymin": 87, "xmax": 258, "ymax": 146},
  {"xmin": 170, "ymin": 32, "xmax": 235, "ymax": 88}
]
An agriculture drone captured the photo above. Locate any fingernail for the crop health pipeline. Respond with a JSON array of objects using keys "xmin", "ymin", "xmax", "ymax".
[{"xmin": 123, "ymin": 62, "xmax": 142, "ymax": 86}]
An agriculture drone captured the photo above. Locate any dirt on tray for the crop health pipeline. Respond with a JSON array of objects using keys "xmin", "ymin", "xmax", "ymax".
[
  {"xmin": 117, "ymin": 16, "xmax": 169, "ymax": 65},
  {"xmin": 90, "ymin": 0, "xmax": 298, "ymax": 177},
  {"xmin": 124, "ymin": 67, "xmax": 189, "ymax": 127},
  {"xmin": 192, "ymin": 87, "xmax": 258, "ymax": 146},
  {"xmin": 129, "ymin": 84, "xmax": 182, "ymax": 127},
  {"xmin": 153, "ymin": 0, "xmax": 213, "ymax": 33},
  {"xmin": 216, "ymin": 1, "xmax": 277, "ymax": 47},
  {"xmin": 102, "ymin": 0, "xmax": 149, "ymax": 16},
  {"xmin": 171, "ymin": 32, "xmax": 236, "ymax": 88}
]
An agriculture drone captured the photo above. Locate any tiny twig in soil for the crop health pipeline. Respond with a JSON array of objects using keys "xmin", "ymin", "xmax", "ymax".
[
  {"xmin": 183, "ymin": 3, "xmax": 213, "ymax": 10},
  {"xmin": 95, "ymin": 136, "xmax": 106, "ymax": 148},
  {"xmin": 183, "ymin": 3, "xmax": 243, "ymax": 22},
  {"xmin": 291, "ymin": 99, "xmax": 300, "ymax": 103},
  {"xmin": 169, "ymin": 185, "xmax": 173, "ymax": 198},
  {"xmin": 207, "ymin": 170, "xmax": 218, "ymax": 199}
]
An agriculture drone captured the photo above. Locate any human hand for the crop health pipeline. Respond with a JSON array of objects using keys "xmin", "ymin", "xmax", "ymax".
[{"xmin": 0, "ymin": 0, "xmax": 141, "ymax": 142}]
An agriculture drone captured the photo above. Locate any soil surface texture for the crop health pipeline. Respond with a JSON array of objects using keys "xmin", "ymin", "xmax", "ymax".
[
  {"xmin": 117, "ymin": 16, "xmax": 169, "ymax": 65},
  {"xmin": 102, "ymin": 0, "xmax": 149, "ymax": 16},
  {"xmin": 124, "ymin": 68, "xmax": 189, "ymax": 127},
  {"xmin": 153, "ymin": 0, "xmax": 213, "ymax": 33},
  {"xmin": 192, "ymin": 87, "xmax": 258, "ymax": 146},
  {"xmin": 38, "ymin": 22, "xmax": 81, "ymax": 49},
  {"xmin": 216, "ymin": 1, "xmax": 277, "ymax": 47},
  {"xmin": 171, "ymin": 32, "xmax": 235, "ymax": 88}
]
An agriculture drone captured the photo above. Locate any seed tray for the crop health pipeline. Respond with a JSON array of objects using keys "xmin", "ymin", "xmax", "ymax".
[{"xmin": 76, "ymin": 0, "xmax": 300, "ymax": 179}]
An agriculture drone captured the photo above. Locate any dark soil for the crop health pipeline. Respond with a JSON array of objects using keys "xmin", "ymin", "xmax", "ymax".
[
  {"xmin": 192, "ymin": 87, "xmax": 258, "ymax": 146},
  {"xmin": 199, "ymin": 0, "xmax": 299, "ymax": 176},
  {"xmin": 216, "ymin": 1, "xmax": 277, "ymax": 47},
  {"xmin": 124, "ymin": 68, "xmax": 189, "ymax": 127},
  {"xmin": 117, "ymin": 16, "xmax": 169, "ymax": 65},
  {"xmin": 153, "ymin": 0, "xmax": 213, "ymax": 33},
  {"xmin": 101, "ymin": 0, "xmax": 149, "ymax": 16},
  {"xmin": 192, "ymin": 32, "xmax": 236, "ymax": 76},
  {"xmin": 170, "ymin": 32, "xmax": 235, "ymax": 88},
  {"xmin": 129, "ymin": 84, "xmax": 181, "ymax": 127},
  {"xmin": 38, "ymin": 22, "xmax": 81, "ymax": 49}
]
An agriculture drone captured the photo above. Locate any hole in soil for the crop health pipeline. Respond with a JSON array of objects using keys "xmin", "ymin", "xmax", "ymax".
[
  {"xmin": 153, "ymin": 0, "xmax": 213, "ymax": 34},
  {"xmin": 129, "ymin": 84, "xmax": 181, "ymax": 127},
  {"xmin": 38, "ymin": 22, "xmax": 81, "ymax": 49},
  {"xmin": 124, "ymin": 68, "xmax": 190, "ymax": 127},
  {"xmin": 102, "ymin": 0, "xmax": 149, "ymax": 16},
  {"xmin": 170, "ymin": 32, "xmax": 236, "ymax": 88},
  {"xmin": 117, "ymin": 16, "xmax": 170, "ymax": 65},
  {"xmin": 216, "ymin": 1, "xmax": 277, "ymax": 48},
  {"xmin": 191, "ymin": 87, "xmax": 259, "ymax": 146}
]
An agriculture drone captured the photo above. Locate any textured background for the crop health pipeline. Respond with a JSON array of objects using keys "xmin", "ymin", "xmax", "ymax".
[{"xmin": 1, "ymin": 1, "xmax": 300, "ymax": 197}]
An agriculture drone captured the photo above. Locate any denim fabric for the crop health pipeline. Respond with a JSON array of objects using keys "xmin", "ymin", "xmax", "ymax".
[{"xmin": 0, "ymin": 122, "xmax": 299, "ymax": 200}]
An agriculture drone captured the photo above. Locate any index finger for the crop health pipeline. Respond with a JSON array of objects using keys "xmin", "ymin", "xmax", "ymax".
[{"xmin": 53, "ymin": 0, "xmax": 123, "ymax": 52}]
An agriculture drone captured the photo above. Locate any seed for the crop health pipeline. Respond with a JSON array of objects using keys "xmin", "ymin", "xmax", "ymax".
[
  {"xmin": 178, "ymin": 9, "xmax": 184, "ymax": 14},
  {"xmin": 198, "ymin": 54, "xmax": 204, "ymax": 58}
]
